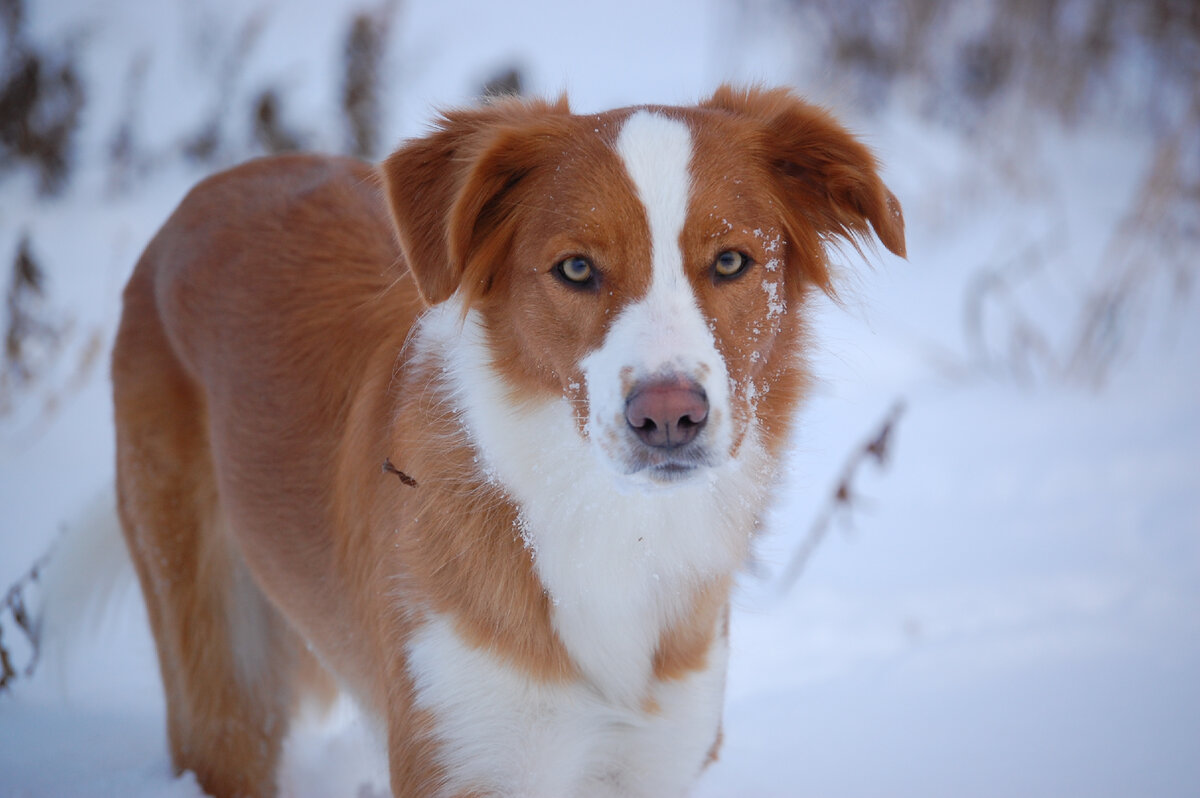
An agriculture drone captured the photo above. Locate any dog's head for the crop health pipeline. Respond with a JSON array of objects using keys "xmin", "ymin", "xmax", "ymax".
[{"xmin": 382, "ymin": 86, "xmax": 904, "ymax": 488}]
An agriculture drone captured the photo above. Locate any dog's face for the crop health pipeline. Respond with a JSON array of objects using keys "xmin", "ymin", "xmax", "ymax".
[{"xmin": 383, "ymin": 87, "xmax": 904, "ymax": 487}]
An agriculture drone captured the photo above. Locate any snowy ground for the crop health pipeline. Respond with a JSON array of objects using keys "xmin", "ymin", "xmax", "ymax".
[{"xmin": 2, "ymin": 1, "xmax": 1197, "ymax": 796}]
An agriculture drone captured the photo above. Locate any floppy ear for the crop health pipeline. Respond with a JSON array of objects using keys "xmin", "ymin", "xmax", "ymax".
[
  {"xmin": 704, "ymin": 86, "xmax": 906, "ymax": 293},
  {"xmin": 380, "ymin": 97, "xmax": 570, "ymax": 306}
]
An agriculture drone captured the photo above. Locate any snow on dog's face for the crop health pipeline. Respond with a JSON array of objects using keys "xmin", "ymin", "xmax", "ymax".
[{"xmin": 383, "ymin": 87, "xmax": 905, "ymax": 487}]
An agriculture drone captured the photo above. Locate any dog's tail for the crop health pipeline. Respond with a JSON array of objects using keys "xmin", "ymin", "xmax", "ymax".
[{"xmin": 37, "ymin": 490, "xmax": 137, "ymax": 675}]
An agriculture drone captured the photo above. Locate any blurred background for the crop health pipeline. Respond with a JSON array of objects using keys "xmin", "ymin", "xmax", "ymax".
[{"xmin": 1, "ymin": 0, "xmax": 1197, "ymax": 796}]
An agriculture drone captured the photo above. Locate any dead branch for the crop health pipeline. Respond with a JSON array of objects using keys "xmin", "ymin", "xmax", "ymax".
[
  {"xmin": 775, "ymin": 399, "xmax": 905, "ymax": 595},
  {"xmin": 342, "ymin": 1, "xmax": 400, "ymax": 159},
  {"xmin": 0, "ymin": 548, "xmax": 50, "ymax": 693},
  {"xmin": 1066, "ymin": 96, "xmax": 1200, "ymax": 387},
  {"xmin": 1, "ymin": 234, "xmax": 65, "ymax": 417}
]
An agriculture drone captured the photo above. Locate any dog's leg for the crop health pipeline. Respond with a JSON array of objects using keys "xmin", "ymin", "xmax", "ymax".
[{"xmin": 112, "ymin": 268, "xmax": 303, "ymax": 798}]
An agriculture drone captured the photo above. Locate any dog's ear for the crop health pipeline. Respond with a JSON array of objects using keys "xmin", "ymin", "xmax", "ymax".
[
  {"xmin": 704, "ymin": 85, "xmax": 906, "ymax": 294},
  {"xmin": 380, "ymin": 96, "xmax": 571, "ymax": 306}
]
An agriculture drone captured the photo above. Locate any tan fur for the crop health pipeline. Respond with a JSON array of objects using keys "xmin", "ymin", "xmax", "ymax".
[{"xmin": 112, "ymin": 88, "xmax": 904, "ymax": 797}]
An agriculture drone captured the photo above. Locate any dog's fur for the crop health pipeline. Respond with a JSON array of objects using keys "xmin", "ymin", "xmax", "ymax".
[{"xmin": 112, "ymin": 86, "xmax": 904, "ymax": 797}]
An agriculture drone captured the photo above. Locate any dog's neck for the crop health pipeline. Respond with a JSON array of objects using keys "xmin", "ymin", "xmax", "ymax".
[{"xmin": 411, "ymin": 299, "xmax": 775, "ymax": 704}]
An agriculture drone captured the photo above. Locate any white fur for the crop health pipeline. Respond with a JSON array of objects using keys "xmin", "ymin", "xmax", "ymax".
[
  {"xmin": 415, "ymin": 303, "xmax": 766, "ymax": 704},
  {"xmin": 403, "ymin": 109, "xmax": 776, "ymax": 795},
  {"xmin": 39, "ymin": 491, "xmax": 136, "ymax": 664},
  {"xmin": 407, "ymin": 611, "xmax": 730, "ymax": 798},
  {"xmin": 225, "ymin": 541, "xmax": 277, "ymax": 691},
  {"xmin": 583, "ymin": 111, "xmax": 735, "ymax": 479}
]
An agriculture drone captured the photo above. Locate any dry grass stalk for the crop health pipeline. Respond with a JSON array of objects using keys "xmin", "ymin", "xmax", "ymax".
[{"xmin": 776, "ymin": 399, "xmax": 906, "ymax": 594}]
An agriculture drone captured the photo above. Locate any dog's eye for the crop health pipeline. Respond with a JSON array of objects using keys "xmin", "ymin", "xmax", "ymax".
[
  {"xmin": 555, "ymin": 256, "xmax": 595, "ymax": 286},
  {"xmin": 714, "ymin": 250, "xmax": 750, "ymax": 279}
]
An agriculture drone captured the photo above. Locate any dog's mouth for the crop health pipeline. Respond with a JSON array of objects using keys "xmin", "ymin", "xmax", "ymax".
[
  {"xmin": 645, "ymin": 461, "xmax": 701, "ymax": 484},
  {"xmin": 624, "ymin": 448, "xmax": 712, "ymax": 484}
]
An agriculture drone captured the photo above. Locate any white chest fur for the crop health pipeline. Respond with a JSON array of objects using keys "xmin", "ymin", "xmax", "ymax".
[
  {"xmin": 417, "ymin": 303, "xmax": 768, "ymax": 703},
  {"xmin": 407, "ymin": 610, "xmax": 731, "ymax": 798},
  {"xmin": 402, "ymin": 108, "xmax": 777, "ymax": 795},
  {"xmin": 402, "ymin": 305, "xmax": 768, "ymax": 796}
]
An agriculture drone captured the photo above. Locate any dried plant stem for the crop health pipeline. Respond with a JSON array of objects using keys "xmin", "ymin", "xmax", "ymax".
[
  {"xmin": 775, "ymin": 399, "xmax": 905, "ymax": 595},
  {"xmin": 0, "ymin": 548, "xmax": 50, "ymax": 692}
]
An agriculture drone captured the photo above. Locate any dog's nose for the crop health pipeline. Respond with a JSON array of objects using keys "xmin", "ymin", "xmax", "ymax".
[{"xmin": 625, "ymin": 376, "xmax": 708, "ymax": 449}]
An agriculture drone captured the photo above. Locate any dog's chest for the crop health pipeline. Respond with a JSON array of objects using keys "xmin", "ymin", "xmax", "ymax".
[
  {"xmin": 516, "ymin": 469, "xmax": 745, "ymax": 702},
  {"xmin": 417, "ymin": 303, "xmax": 765, "ymax": 699},
  {"xmin": 406, "ymin": 610, "xmax": 730, "ymax": 798}
]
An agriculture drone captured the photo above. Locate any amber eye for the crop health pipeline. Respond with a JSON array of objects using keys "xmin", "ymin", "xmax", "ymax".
[
  {"xmin": 714, "ymin": 250, "xmax": 750, "ymax": 279},
  {"xmin": 555, "ymin": 255, "xmax": 594, "ymax": 285}
]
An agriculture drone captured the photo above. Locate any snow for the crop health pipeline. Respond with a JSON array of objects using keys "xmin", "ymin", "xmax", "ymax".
[{"xmin": 2, "ymin": 0, "xmax": 1198, "ymax": 796}]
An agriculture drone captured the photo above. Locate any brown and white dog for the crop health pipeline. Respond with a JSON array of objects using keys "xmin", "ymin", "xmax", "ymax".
[{"xmin": 111, "ymin": 86, "xmax": 904, "ymax": 797}]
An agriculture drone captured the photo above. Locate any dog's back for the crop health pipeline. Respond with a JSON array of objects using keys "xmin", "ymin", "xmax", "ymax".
[{"xmin": 113, "ymin": 154, "xmax": 408, "ymax": 793}]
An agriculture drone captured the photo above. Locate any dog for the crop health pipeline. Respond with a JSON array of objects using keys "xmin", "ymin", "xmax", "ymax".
[{"xmin": 111, "ymin": 85, "xmax": 904, "ymax": 797}]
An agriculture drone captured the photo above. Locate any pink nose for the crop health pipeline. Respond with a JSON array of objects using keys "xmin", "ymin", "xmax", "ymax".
[{"xmin": 625, "ymin": 376, "xmax": 708, "ymax": 449}]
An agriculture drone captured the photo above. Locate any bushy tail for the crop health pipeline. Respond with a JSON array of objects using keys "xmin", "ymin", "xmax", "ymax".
[{"xmin": 38, "ymin": 490, "xmax": 136, "ymax": 669}]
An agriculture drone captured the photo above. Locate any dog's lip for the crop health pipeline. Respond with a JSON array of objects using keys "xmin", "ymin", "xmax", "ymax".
[
  {"xmin": 624, "ymin": 448, "xmax": 711, "ymax": 481},
  {"xmin": 616, "ymin": 462, "xmax": 698, "ymax": 488},
  {"xmin": 654, "ymin": 462, "xmax": 696, "ymax": 473},
  {"xmin": 646, "ymin": 461, "xmax": 698, "ymax": 478}
]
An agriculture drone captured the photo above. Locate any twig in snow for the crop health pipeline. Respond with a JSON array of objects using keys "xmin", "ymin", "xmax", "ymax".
[
  {"xmin": 775, "ymin": 399, "xmax": 905, "ymax": 595},
  {"xmin": 0, "ymin": 548, "xmax": 50, "ymax": 693}
]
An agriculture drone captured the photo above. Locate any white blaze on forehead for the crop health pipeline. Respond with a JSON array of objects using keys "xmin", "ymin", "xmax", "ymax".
[
  {"xmin": 615, "ymin": 110, "xmax": 692, "ymax": 291},
  {"xmin": 579, "ymin": 110, "xmax": 735, "ymax": 477}
]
